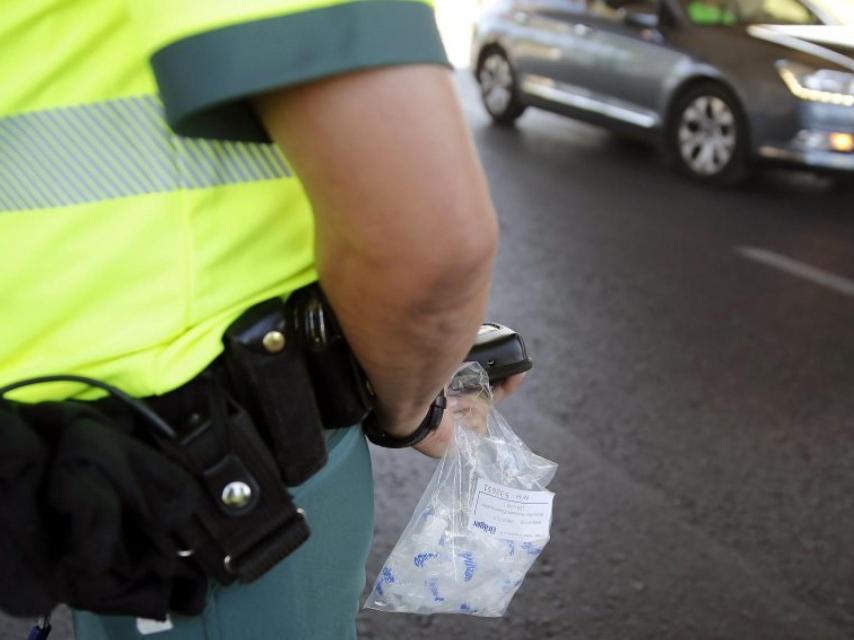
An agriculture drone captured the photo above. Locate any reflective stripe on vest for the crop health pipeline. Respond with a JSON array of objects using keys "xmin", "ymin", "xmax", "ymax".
[{"xmin": 0, "ymin": 95, "xmax": 291, "ymax": 212}]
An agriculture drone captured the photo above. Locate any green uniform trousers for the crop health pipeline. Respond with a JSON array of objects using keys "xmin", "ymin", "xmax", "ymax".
[{"xmin": 73, "ymin": 426, "xmax": 374, "ymax": 640}]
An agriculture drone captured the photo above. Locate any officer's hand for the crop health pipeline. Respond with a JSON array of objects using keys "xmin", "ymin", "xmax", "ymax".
[{"xmin": 412, "ymin": 373, "xmax": 527, "ymax": 459}]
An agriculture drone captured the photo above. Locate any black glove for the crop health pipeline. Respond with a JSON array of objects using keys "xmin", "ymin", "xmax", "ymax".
[
  {"xmin": 0, "ymin": 401, "xmax": 208, "ymax": 620},
  {"xmin": 0, "ymin": 403, "xmax": 54, "ymax": 616}
]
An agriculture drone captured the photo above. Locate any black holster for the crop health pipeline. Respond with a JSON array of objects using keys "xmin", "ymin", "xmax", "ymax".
[
  {"xmin": 222, "ymin": 300, "xmax": 327, "ymax": 487},
  {"xmin": 162, "ymin": 284, "xmax": 374, "ymax": 584},
  {"xmin": 222, "ymin": 285, "xmax": 373, "ymax": 486},
  {"xmin": 171, "ymin": 284, "xmax": 373, "ymax": 582}
]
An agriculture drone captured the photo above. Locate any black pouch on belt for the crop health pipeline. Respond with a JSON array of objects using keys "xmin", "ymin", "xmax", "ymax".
[
  {"xmin": 158, "ymin": 381, "xmax": 310, "ymax": 585},
  {"xmin": 222, "ymin": 294, "xmax": 328, "ymax": 487}
]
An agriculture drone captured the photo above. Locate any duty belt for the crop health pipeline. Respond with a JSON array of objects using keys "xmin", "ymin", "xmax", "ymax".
[{"xmin": 0, "ymin": 283, "xmax": 374, "ymax": 621}]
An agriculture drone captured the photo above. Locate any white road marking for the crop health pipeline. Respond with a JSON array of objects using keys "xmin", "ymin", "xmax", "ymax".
[{"xmin": 737, "ymin": 246, "xmax": 854, "ymax": 298}]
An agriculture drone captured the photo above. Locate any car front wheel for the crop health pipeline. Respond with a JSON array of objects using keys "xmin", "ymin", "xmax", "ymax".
[
  {"xmin": 668, "ymin": 83, "xmax": 749, "ymax": 184},
  {"xmin": 477, "ymin": 48, "xmax": 526, "ymax": 125}
]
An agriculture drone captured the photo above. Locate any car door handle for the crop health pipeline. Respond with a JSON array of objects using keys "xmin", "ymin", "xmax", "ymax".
[{"xmin": 573, "ymin": 23, "xmax": 592, "ymax": 36}]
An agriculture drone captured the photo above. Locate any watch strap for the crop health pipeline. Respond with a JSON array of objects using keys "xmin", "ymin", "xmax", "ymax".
[{"xmin": 362, "ymin": 390, "xmax": 446, "ymax": 449}]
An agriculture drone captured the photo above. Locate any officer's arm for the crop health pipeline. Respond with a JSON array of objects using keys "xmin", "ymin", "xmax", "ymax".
[{"xmin": 254, "ymin": 65, "xmax": 498, "ymax": 443}]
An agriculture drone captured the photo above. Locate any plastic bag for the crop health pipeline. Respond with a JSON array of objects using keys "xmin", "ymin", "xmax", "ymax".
[{"xmin": 364, "ymin": 363, "xmax": 557, "ymax": 617}]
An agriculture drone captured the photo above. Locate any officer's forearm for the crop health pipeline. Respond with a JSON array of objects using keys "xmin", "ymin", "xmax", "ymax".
[
  {"xmin": 255, "ymin": 65, "xmax": 499, "ymax": 438},
  {"xmin": 318, "ymin": 230, "xmax": 496, "ymax": 438}
]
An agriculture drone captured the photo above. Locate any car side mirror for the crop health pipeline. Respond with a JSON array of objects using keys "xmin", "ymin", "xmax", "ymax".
[{"xmin": 623, "ymin": 7, "xmax": 660, "ymax": 28}]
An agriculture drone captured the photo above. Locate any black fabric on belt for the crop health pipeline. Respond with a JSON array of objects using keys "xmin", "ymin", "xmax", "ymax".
[{"xmin": 0, "ymin": 399, "xmax": 207, "ymax": 620}]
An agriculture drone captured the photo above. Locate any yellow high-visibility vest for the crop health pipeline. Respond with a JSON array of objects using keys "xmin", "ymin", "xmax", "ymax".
[{"xmin": 0, "ymin": 0, "xmax": 446, "ymax": 401}]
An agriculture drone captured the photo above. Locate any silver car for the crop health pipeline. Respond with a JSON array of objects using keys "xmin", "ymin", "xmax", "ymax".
[{"xmin": 473, "ymin": 0, "xmax": 854, "ymax": 183}]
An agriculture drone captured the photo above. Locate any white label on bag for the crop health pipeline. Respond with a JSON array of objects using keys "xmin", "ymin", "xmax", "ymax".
[{"xmin": 468, "ymin": 478, "xmax": 554, "ymax": 542}]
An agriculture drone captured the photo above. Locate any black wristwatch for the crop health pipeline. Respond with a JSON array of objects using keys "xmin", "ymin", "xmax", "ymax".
[{"xmin": 362, "ymin": 390, "xmax": 447, "ymax": 449}]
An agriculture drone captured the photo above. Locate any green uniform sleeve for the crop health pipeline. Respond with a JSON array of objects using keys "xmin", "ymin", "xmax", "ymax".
[{"xmin": 125, "ymin": 0, "xmax": 449, "ymax": 141}]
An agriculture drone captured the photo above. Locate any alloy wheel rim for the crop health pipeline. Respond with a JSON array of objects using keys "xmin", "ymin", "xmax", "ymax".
[
  {"xmin": 678, "ymin": 96, "xmax": 737, "ymax": 176},
  {"xmin": 479, "ymin": 54, "xmax": 513, "ymax": 115}
]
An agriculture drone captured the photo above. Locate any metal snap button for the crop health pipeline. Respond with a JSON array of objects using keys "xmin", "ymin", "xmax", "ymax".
[
  {"xmin": 262, "ymin": 330, "xmax": 286, "ymax": 353},
  {"xmin": 221, "ymin": 481, "xmax": 253, "ymax": 508}
]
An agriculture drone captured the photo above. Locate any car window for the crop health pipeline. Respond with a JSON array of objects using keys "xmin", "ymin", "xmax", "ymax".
[
  {"xmin": 681, "ymin": 0, "xmax": 821, "ymax": 24},
  {"xmin": 587, "ymin": 0, "xmax": 658, "ymax": 21}
]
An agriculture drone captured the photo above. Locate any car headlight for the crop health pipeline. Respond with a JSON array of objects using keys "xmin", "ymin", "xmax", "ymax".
[{"xmin": 777, "ymin": 61, "xmax": 854, "ymax": 107}]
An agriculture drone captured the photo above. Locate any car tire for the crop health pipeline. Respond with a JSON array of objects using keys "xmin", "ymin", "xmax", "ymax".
[
  {"xmin": 476, "ymin": 47, "xmax": 526, "ymax": 126},
  {"xmin": 667, "ymin": 82, "xmax": 750, "ymax": 185}
]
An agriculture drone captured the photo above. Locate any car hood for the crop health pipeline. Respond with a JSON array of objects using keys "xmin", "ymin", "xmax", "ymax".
[{"xmin": 748, "ymin": 25, "xmax": 854, "ymax": 68}]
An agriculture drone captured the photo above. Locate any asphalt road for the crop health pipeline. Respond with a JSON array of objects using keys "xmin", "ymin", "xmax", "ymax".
[
  {"xmin": 357, "ymin": 75, "xmax": 854, "ymax": 639},
  {"xmin": 3, "ymin": 74, "xmax": 853, "ymax": 640}
]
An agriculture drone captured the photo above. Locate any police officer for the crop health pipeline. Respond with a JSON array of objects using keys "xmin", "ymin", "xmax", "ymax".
[{"xmin": 0, "ymin": 1, "xmax": 515, "ymax": 638}]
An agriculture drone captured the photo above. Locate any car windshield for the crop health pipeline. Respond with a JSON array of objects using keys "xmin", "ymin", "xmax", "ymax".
[{"xmin": 679, "ymin": 0, "xmax": 823, "ymax": 25}]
